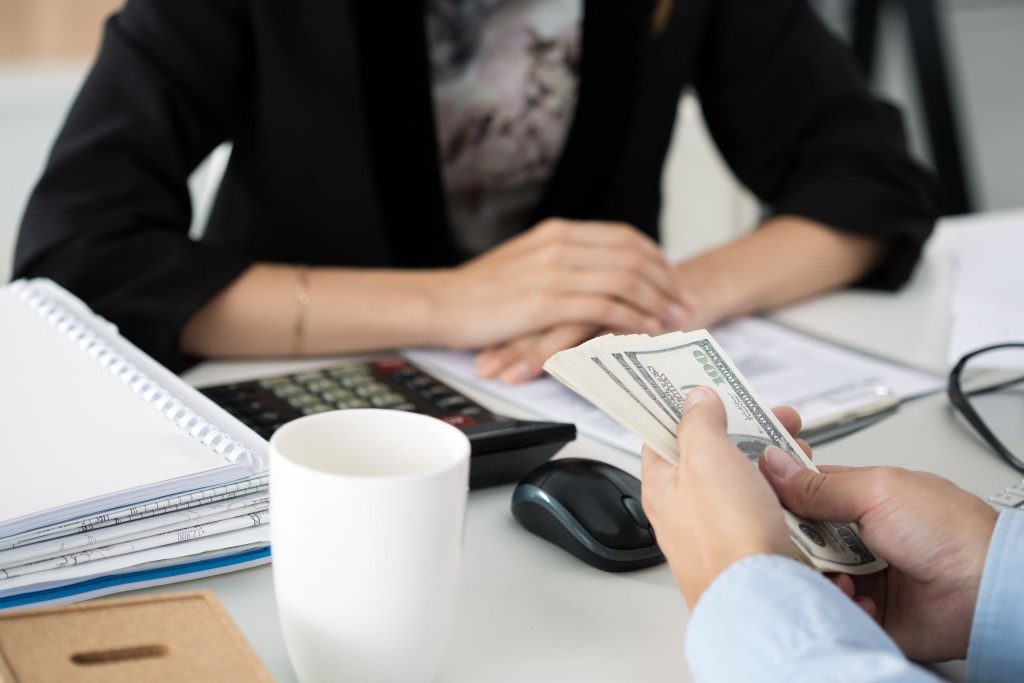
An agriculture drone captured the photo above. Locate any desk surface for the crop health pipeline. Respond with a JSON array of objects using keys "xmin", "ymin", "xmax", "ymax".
[{"xmin": 162, "ymin": 217, "xmax": 1017, "ymax": 682}]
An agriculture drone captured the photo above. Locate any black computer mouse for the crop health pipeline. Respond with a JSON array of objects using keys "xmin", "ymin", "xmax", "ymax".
[{"xmin": 511, "ymin": 458, "xmax": 665, "ymax": 572}]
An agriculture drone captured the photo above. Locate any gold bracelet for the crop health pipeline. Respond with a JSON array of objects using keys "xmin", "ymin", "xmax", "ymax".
[{"xmin": 291, "ymin": 266, "xmax": 310, "ymax": 356}]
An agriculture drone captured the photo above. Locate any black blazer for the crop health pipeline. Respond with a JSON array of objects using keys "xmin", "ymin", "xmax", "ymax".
[{"xmin": 14, "ymin": 0, "xmax": 940, "ymax": 372}]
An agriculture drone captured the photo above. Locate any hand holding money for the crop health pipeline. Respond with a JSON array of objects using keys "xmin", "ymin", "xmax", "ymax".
[
  {"xmin": 640, "ymin": 387, "xmax": 796, "ymax": 605},
  {"xmin": 543, "ymin": 329, "xmax": 887, "ymax": 575}
]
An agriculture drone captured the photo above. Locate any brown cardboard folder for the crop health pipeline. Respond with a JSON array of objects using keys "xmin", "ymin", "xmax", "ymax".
[{"xmin": 0, "ymin": 591, "xmax": 273, "ymax": 682}]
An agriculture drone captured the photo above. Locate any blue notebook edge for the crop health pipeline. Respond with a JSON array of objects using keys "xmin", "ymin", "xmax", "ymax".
[{"xmin": 0, "ymin": 546, "xmax": 271, "ymax": 610}]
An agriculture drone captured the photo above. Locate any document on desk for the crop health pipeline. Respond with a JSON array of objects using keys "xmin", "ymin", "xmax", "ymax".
[
  {"xmin": 0, "ymin": 491, "xmax": 269, "ymax": 569},
  {"xmin": 0, "ymin": 526, "xmax": 270, "ymax": 599},
  {"xmin": 948, "ymin": 212, "xmax": 1024, "ymax": 367},
  {"xmin": 406, "ymin": 317, "xmax": 943, "ymax": 453},
  {"xmin": 0, "ymin": 510, "xmax": 269, "ymax": 586}
]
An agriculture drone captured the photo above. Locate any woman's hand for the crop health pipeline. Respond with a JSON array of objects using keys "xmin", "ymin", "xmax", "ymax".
[
  {"xmin": 426, "ymin": 219, "xmax": 686, "ymax": 351},
  {"xmin": 761, "ymin": 452, "xmax": 998, "ymax": 662},
  {"xmin": 475, "ymin": 323, "xmax": 604, "ymax": 382},
  {"xmin": 475, "ymin": 279, "xmax": 703, "ymax": 384},
  {"xmin": 640, "ymin": 387, "xmax": 799, "ymax": 608}
]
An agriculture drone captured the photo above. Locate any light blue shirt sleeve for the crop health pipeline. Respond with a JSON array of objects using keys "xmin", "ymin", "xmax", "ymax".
[
  {"xmin": 684, "ymin": 554, "xmax": 941, "ymax": 683},
  {"xmin": 967, "ymin": 509, "xmax": 1024, "ymax": 683}
]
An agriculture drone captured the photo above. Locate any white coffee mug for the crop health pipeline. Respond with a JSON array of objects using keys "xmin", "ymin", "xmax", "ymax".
[{"xmin": 270, "ymin": 409, "xmax": 470, "ymax": 683}]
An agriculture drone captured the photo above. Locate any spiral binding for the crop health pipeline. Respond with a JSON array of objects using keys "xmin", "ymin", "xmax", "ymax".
[{"xmin": 10, "ymin": 281, "xmax": 261, "ymax": 472}]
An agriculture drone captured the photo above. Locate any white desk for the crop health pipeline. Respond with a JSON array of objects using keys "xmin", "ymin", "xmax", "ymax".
[{"xmin": 160, "ymin": 217, "xmax": 1018, "ymax": 682}]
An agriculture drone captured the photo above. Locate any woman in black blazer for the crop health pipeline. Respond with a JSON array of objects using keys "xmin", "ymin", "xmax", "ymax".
[{"xmin": 13, "ymin": 0, "xmax": 939, "ymax": 379}]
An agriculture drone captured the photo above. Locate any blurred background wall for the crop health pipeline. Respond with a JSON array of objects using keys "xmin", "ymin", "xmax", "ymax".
[
  {"xmin": 1, "ymin": 0, "xmax": 1022, "ymax": 283},
  {"xmin": 0, "ymin": 0, "xmax": 120, "ymax": 59}
]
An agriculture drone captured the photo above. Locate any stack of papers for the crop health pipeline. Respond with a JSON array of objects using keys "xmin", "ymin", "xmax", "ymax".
[{"xmin": 0, "ymin": 280, "xmax": 270, "ymax": 609}]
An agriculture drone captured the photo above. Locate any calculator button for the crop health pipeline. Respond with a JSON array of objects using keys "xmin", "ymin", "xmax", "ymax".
[
  {"xmin": 435, "ymin": 395, "xmax": 470, "ymax": 410},
  {"xmin": 392, "ymin": 402, "xmax": 417, "ymax": 411},
  {"xmin": 255, "ymin": 411, "xmax": 281, "ymax": 425},
  {"xmin": 372, "ymin": 358, "xmax": 409, "ymax": 374},
  {"xmin": 272, "ymin": 384, "xmax": 303, "ymax": 397},
  {"xmin": 259, "ymin": 376, "xmax": 291, "ymax": 388},
  {"xmin": 302, "ymin": 403, "xmax": 333, "ymax": 415},
  {"xmin": 419, "ymin": 385, "xmax": 452, "ymax": 399},
  {"xmin": 370, "ymin": 394, "xmax": 404, "ymax": 407},
  {"xmin": 232, "ymin": 400, "xmax": 264, "ymax": 415},
  {"xmin": 321, "ymin": 389, "xmax": 354, "ymax": 402},
  {"xmin": 355, "ymin": 385, "xmax": 388, "ymax": 398},
  {"xmin": 305, "ymin": 379, "xmax": 336, "ymax": 393},
  {"xmin": 442, "ymin": 415, "xmax": 477, "ymax": 427},
  {"xmin": 287, "ymin": 394, "xmax": 318, "ymax": 408},
  {"xmin": 404, "ymin": 376, "xmax": 434, "ymax": 390},
  {"xmin": 333, "ymin": 398, "xmax": 371, "ymax": 409},
  {"xmin": 294, "ymin": 371, "xmax": 326, "ymax": 382},
  {"xmin": 458, "ymin": 406, "xmax": 483, "ymax": 416}
]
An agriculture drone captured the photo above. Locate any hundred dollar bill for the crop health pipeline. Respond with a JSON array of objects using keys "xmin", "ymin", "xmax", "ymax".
[{"xmin": 545, "ymin": 329, "xmax": 887, "ymax": 575}]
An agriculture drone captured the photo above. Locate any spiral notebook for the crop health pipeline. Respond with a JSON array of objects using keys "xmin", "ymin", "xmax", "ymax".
[{"xmin": 0, "ymin": 279, "xmax": 267, "ymax": 540}]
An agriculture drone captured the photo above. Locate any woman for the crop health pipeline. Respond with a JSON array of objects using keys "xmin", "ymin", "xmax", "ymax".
[{"xmin": 13, "ymin": 0, "xmax": 939, "ymax": 377}]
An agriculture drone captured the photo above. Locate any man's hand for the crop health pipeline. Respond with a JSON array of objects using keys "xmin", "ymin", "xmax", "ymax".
[
  {"xmin": 427, "ymin": 219, "xmax": 686, "ymax": 352},
  {"xmin": 640, "ymin": 387, "xmax": 797, "ymax": 607},
  {"xmin": 760, "ymin": 451, "xmax": 998, "ymax": 662}
]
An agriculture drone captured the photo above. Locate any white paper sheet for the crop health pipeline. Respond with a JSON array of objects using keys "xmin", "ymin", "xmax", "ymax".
[
  {"xmin": 0, "ymin": 281, "xmax": 260, "ymax": 537},
  {"xmin": 0, "ymin": 526, "xmax": 269, "ymax": 598},
  {"xmin": 0, "ymin": 491, "xmax": 269, "ymax": 569},
  {"xmin": 948, "ymin": 212, "xmax": 1024, "ymax": 368},
  {"xmin": 0, "ymin": 509, "xmax": 269, "ymax": 583},
  {"xmin": 712, "ymin": 318, "xmax": 942, "ymax": 429},
  {"xmin": 406, "ymin": 317, "xmax": 943, "ymax": 452}
]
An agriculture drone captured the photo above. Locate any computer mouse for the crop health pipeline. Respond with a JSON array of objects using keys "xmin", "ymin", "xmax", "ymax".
[{"xmin": 511, "ymin": 458, "xmax": 665, "ymax": 572}]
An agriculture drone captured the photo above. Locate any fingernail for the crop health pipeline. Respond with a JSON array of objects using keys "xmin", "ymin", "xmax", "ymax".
[
  {"xmin": 501, "ymin": 361, "xmax": 532, "ymax": 383},
  {"xmin": 667, "ymin": 303, "xmax": 683, "ymax": 324},
  {"xmin": 476, "ymin": 355, "xmax": 503, "ymax": 377},
  {"xmin": 684, "ymin": 386, "xmax": 715, "ymax": 408},
  {"xmin": 764, "ymin": 445, "xmax": 801, "ymax": 479},
  {"xmin": 643, "ymin": 317, "xmax": 663, "ymax": 335}
]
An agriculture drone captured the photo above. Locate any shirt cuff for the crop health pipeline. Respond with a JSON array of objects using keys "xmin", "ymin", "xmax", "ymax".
[
  {"xmin": 967, "ymin": 510, "xmax": 1024, "ymax": 683},
  {"xmin": 685, "ymin": 554, "xmax": 925, "ymax": 683}
]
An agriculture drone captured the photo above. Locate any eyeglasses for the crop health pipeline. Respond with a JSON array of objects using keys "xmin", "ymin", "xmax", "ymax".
[{"xmin": 948, "ymin": 343, "xmax": 1024, "ymax": 472}]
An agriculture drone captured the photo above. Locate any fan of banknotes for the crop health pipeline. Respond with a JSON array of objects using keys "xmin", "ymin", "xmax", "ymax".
[{"xmin": 543, "ymin": 329, "xmax": 886, "ymax": 575}]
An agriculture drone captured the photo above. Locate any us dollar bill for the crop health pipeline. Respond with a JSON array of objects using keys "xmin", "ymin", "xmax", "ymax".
[{"xmin": 544, "ymin": 330, "xmax": 887, "ymax": 575}]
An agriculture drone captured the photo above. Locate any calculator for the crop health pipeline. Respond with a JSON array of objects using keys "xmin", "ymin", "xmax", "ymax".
[{"xmin": 199, "ymin": 357, "xmax": 576, "ymax": 488}]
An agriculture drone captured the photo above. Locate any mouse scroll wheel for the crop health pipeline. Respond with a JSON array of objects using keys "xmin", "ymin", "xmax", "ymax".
[{"xmin": 621, "ymin": 496, "xmax": 650, "ymax": 529}]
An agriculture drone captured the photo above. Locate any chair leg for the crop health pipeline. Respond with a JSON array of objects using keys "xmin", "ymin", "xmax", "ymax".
[{"xmin": 905, "ymin": 0, "xmax": 974, "ymax": 214}]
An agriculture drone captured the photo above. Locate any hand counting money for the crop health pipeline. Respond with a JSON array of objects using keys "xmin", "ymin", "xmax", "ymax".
[{"xmin": 543, "ymin": 329, "xmax": 887, "ymax": 575}]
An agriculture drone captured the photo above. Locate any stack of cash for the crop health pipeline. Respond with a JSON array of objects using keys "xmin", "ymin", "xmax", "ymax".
[{"xmin": 544, "ymin": 329, "xmax": 886, "ymax": 575}]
